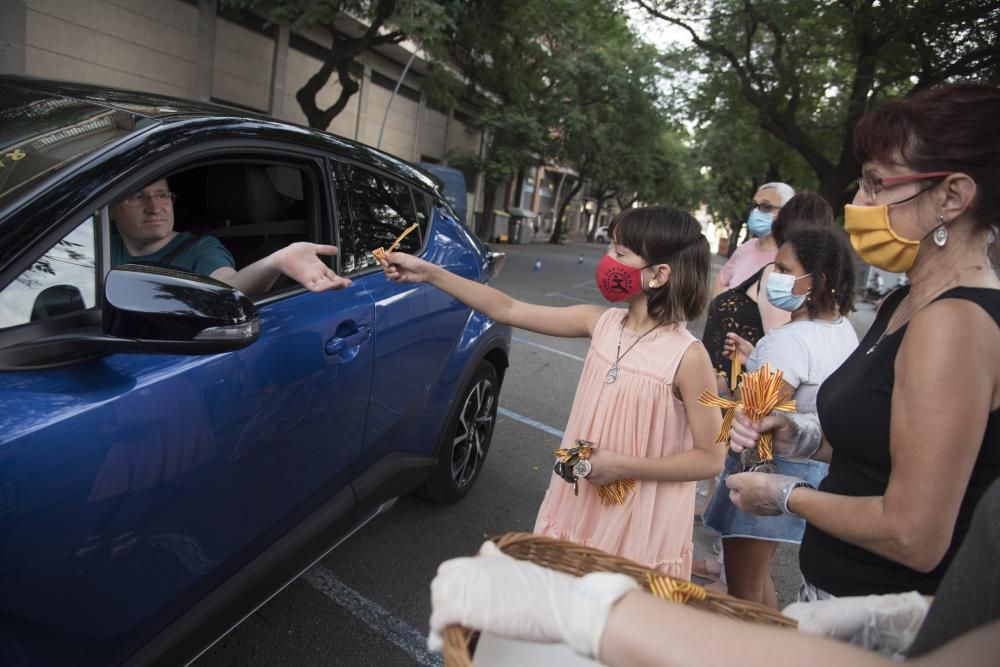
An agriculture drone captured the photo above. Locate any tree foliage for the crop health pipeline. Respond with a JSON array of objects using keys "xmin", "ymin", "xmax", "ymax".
[{"xmin": 639, "ymin": 0, "xmax": 1000, "ymax": 210}]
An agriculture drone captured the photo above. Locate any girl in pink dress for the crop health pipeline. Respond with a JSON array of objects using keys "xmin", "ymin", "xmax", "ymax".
[{"xmin": 381, "ymin": 207, "xmax": 723, "ymax": 578}]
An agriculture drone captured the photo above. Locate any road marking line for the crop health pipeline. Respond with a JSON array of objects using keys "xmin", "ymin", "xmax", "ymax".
[
  {"xmin": 512, "ymin": 335, "xmax": 586, "ymax": 362},
  {"xmin": 497, "ymin": 407, "xmax": 565, "ymax": 439},
  {"xmin": 303, "ymin": 565, "xmax": 442, "ymax": 667}
]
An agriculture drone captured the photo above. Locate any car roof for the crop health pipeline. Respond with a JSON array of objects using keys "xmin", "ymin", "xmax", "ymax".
[{"xmin": 0, "ymin": 76, "xmax": 439, "ymax": 199}]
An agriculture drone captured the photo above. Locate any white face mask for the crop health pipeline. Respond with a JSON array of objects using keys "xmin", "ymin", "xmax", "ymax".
[{"xmin": 766, "ymin": 271, "xmax": 812, "ymax": 312}]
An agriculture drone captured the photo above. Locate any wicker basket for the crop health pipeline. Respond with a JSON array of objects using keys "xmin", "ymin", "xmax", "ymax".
[{"xmin": 442, "ymin": 532, "xmax": 796, "ymax": 667}]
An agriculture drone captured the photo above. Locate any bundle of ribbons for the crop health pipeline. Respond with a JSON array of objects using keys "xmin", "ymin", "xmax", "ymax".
[
  {"xmin": 371, "ymin": 222, "xmax": 420, "ymax": 263},
  {"xmin": 698, "ymin": 363, "xmax": 796, "ymax": 464},
  {"xmin": 553, "ymin": 440, "xmax": 636, "ymax": 505}
]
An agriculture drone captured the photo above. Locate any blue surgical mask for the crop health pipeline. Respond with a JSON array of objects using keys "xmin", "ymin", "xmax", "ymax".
[
  {"xmin": 747, "ymin": 209, "xmax": 774, "ymax": 237},
  {"xmin": 766, "ymin": 271, "xmax": 812, "ymax": 312}
]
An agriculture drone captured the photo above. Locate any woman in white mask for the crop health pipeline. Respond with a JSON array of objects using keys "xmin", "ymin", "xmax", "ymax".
[
  {"xmin": 725, "ymin": 83, "xmax": 1000, "ymax": 602},
  {"xmin": 702, "ymin": 226, "xmax": 859, "ymax": 607},
  {"xmin": 708, "ymin": 182, "xmax": 797, "ymax": 345}
]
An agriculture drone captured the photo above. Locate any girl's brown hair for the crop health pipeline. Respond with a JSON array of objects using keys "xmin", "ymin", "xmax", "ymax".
[
  {"xmin": 772, "ymin": 192, "xmax": 834, "ymax": 246},
  {"xmin": 784, "ymin": 227, "xmax": 856, "ymax": 318},
  {"xmin": 609, "ymin": 207, "xmax": 710, "ymax": 325}
]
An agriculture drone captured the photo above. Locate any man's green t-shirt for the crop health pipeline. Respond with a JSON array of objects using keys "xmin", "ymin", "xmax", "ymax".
[{"xmin": 111, "ymin": 231, "xmax": 235, "ymax": 276}]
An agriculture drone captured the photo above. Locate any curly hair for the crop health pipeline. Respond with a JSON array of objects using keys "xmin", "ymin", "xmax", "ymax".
[
  {"xmin": 783, "ymin": 227, "xmax": 856, "ymax": 317},
  {"xmin": 609, "ymin": 207, "xmax": 711, "ymax": 324},
  {"xmin": 771, "ymin": 192, "xmax": 834, "ymax": 246}
]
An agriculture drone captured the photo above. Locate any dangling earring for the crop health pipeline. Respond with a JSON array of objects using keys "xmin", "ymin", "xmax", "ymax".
[{"xmin": 933, "ymin": 214, "xmax": 948, "ymax": 247}]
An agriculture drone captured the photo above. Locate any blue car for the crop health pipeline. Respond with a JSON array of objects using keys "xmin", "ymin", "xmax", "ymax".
[{"xmin": 0, "ymin": 77, "xmax": 509, "ymax": 665}]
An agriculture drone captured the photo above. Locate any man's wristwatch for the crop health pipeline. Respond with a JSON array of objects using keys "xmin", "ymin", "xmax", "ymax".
[
  {"xmin": 572, "ymin": 458, "xmax": 593, "ymax": 480},
  {"xmin": 779, "ymin": 480, "xmax": 815, "ymax": 516}
]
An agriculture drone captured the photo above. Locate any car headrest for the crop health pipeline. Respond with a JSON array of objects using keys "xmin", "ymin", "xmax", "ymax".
[
  {"xmin": 31, "ymin": 284, "xmax": 86, "ymax": 322},
  {"xmin": 204, "ymin": 166, "xmax": 287, "ymax": 224}
]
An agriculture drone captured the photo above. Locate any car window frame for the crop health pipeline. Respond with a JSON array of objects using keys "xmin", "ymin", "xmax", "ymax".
[
  {"xmin": 329, "ymin": 158, "xmax": 431, "ymax": 279},
  {"xmin": 145, "ymin": 154, "xmax": 331, "ymax": 306},
  {"xmin": 0, "ymin": 142, "xmax": 336, "ymax": 357},
  {"xmin": 0, "ymin": 207, "xmax": 107, "ymax": 347}
]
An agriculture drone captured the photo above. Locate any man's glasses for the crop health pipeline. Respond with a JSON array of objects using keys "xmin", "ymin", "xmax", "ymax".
[
  {"xmin": 121, "ymin": 191, "xmax": 176, "ymax": 208},
  {"xmin": 750, "ymin": 200, "xmax": 781, "ymax": 213},
  {"xmin": 857, "ymin": 172, "xmax": 953, "ymax": 197}
]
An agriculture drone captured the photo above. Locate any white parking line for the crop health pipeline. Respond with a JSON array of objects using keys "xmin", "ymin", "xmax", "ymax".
[
  {"xmin": 497, "ymin": 407, "xmax": 565, "ymax": 439},
  {"xmin": 512, "ymin": 335, "xmax": 586, "ymax": 362},
  {"xmin": 303, "ymin": 565, "xmax": 442, "ymax": 667}
]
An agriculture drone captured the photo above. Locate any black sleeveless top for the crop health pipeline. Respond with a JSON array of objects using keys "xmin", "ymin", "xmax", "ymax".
[
  {"xmin": 702, "ymin": 267, "xmax": 766, "ymax": 372},
  {"xmin": 801, "ymin": 286, "xmax": 1000, "ymax": 596}
]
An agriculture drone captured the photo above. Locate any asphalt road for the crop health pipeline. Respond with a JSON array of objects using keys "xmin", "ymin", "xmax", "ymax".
[{"xmin": 195, "ymin": 239, "xmax": 874, "ymax": 667}]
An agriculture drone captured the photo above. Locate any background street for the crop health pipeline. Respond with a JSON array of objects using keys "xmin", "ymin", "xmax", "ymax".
[{"xmin": 196, "ymin": 239, "xmax": 876, "ymax": 667}]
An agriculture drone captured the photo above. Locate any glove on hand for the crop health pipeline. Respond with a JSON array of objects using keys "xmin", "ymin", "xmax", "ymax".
[
  {"xmin": 726, "ymin": 472, "xmax": 805, "ymax": 516},
  {"xmin": 729, "ymin": 409, "xmax": 822, "ymax": 460},
  {"xmin": 428, "ymin": 541, "xmax": 637, "ymax": 659},
  {"xmin": 784, "ymin": 591, "xmax": 931, "ymax": 657}
]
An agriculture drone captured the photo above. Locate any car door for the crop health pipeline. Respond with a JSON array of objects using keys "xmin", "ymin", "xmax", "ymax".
[
  {"xmin": 332, "ymin": 162, "xmax": 481, "ymax": 471},
  {"xmin": 0, "ymin": 157, "xmax": 373, "ymax": 664}
]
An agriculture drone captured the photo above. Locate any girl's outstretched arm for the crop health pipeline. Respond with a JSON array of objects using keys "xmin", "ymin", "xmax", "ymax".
[{"xmin": 381, "ymin": 251, "xmax": 605, "ymax": 337}]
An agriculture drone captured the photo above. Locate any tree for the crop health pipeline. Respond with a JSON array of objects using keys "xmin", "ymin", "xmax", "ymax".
[
  {"xmin": 443, "ymin": 0, "xmax": 553, "ymax": 239},
  {"xmin": 540, "ymin": 1, "xmax": 670, "ymax": 243},
  {"xmin": 223, "ymin": 0, "xmax": 453, "ymax": 130},
  {"xmin": 637, "ymin": 0, "xmax": 1000, "ymax": 207}
]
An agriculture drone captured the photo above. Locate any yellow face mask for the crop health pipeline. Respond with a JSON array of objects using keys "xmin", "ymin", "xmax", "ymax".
[{"xmin": 844, "ymin": 204, "xmax": 922, "ymax": 273}]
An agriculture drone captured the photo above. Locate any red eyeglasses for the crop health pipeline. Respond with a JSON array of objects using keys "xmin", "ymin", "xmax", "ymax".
[{"xmin": 857, "ymin": 171, "xmax": 954, "ymax": 197}]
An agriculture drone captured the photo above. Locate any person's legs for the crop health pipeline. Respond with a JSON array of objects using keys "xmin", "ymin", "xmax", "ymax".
[{"xmin": 721, "ymin": 537, "xmax": 779, "ymax": 607}]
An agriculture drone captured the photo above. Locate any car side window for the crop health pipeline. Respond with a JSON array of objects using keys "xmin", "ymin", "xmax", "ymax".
[
  {"xmin": 0, "ymin": 215, "xmax": 98, "ymax": 329},
  {"xmin": 334, "ymin": 163, "xmax": 424, "ymax": 275}
]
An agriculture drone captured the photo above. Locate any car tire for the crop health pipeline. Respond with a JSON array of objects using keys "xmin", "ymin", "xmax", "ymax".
[{"xmin": 417, "ymin": 360, "xmax": 499, "ymax": 504}]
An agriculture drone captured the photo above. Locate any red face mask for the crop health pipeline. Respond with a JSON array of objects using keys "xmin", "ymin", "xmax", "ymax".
[{"xmin": 596, "ymin": 254, "xmax": 645, "ymax": 302}]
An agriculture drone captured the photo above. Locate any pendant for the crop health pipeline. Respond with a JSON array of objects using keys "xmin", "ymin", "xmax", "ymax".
[{"xmin": 606, "ymin": 362, "xmax": 619, "ymax": 384}]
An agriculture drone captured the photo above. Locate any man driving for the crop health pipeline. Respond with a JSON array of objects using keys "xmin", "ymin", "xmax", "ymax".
[{"xmin": 110, "ymin": 178, "xmax": 351, "ymax": 294}]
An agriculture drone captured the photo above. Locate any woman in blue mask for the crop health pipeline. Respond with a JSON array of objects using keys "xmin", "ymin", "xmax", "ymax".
[
  {"xmin": 702, "ymin": 226, "xmax": 859, "ymax": 608},
  {"xmin": 708, "ymin": 182, "xmax": 797, "ymax": 347}
]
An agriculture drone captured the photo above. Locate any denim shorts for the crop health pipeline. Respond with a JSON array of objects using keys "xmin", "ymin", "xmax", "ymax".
[{"xmin": 703, "ymin": 450, "xmax": 829, "ymax": 544}]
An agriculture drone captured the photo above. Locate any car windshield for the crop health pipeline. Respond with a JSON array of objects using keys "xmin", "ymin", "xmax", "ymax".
[{"xmin": 0, "ymin": 85, "xmax": 144, "ymax": 203}]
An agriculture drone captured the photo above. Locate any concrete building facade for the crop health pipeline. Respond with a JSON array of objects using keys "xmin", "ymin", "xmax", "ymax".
[{"xmin": 0, "ymin": 0, "xmax": 487, "ymax": 224}]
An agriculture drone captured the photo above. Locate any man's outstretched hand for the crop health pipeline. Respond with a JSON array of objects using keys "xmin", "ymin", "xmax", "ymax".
[{"xmin": 274, "ymin": 243, "xmax": 352, "ymax": 292}]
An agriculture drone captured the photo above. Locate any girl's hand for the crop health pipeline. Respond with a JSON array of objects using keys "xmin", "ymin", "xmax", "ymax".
[
  {"xmin": 583, "ymin": 448, "xmax": 626, "ymax": 486},
  {"xmin": 722, "ymin": 332, "xmax": 753, "ymax": 363},
  {"xmin": 380, "ymin": 251, "xmax": 436, "ymax": 283}
]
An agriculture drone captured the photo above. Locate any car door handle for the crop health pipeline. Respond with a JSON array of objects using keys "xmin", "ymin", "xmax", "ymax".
[{"xmin": 325, "ymin": 325, "xmax": 370, "ymax": 356}]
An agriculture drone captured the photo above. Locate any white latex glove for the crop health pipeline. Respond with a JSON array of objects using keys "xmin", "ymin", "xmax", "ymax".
[
  {"xmin": 784, "ymin": 591, "xmax": 931, "ymax": 657},
  {"xmin": 726, "ymin": 472, "xmax": 804, "ymax": 516},
  {"xmin": 428, "ymin": 541, "xmax": 638, "ymax": 658},
  {"xmin": 729, "ymin": 409, "xmax": 822, "ymax": 460}
]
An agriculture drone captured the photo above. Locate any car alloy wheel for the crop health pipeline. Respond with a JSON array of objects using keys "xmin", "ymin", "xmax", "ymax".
[
  {"xmin": 417, "ymin": 360, "xmax": 500, "ymax": 504},
  {"xmin": 450, "ymin": 373, "xmax": 496, "ymax": 488}
]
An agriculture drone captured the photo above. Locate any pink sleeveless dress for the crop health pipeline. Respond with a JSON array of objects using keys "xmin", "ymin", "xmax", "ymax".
[{"xmin": 533, "ymin": 308, "xmax": 699, "ymax": 578}]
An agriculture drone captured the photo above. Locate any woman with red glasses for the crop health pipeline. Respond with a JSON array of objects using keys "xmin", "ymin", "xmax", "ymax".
[{"xmin": 724, "ymin": 83, "xmax": 1000, "ymax": 602}]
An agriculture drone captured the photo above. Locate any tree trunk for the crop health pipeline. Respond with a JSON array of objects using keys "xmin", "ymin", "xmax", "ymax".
[
  {"xmin": 478, "ymin": 184, "xmax": 498, "ymax": 240},
  {"xmin": 548, "ymin": 176, "xmax": 584, "ymax": 244}
]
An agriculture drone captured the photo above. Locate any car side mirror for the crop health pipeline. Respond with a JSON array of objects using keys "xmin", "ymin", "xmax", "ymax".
[
  {"xmin": 104, "ymin": 264, "xmax": 259, "ymax": 352},
  {"xmin": 485, "ymin": 249, "xmax": 506, "ymax": 281}
]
